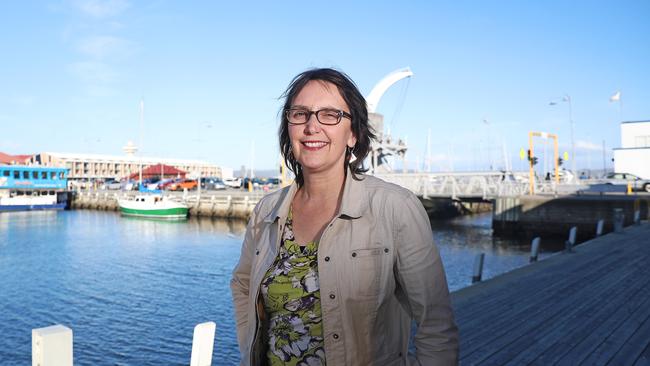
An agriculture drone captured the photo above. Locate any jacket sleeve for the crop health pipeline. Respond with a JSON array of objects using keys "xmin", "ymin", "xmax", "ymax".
[
  {"xmin": 394, "ymin": 193, "xmax": 459, "ymax": 365},
  {"xmin": 230, "ymin": 205, "xmax": 260, "ymax": 352}
]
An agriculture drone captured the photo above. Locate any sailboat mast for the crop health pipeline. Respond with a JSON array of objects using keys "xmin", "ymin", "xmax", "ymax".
[{"xmin": 139, "ymin": 98, "xmax": 144, "ymax": 187}]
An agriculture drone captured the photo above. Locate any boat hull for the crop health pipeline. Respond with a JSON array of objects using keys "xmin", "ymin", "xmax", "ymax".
[
  {"xmin": 117, "ymin": 196, "xmax": 189, "ymax": 219},
  {"xmin": 119, "ymin": 206, "xmax": 188, "ymax": 219},
  {"xmin": 0, "ymin": 203, "xmax": 66, "ymax": 212}
]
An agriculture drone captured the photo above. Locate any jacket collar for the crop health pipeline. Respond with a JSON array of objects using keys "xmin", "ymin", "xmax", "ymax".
[
  {"xmin": 264, "ymin": 182, "xmax": 297, "ymax": 223},
  {"xmin": 339, "ymin": 169, "xmax": 367, "ymax": 219},
  {"xmin": 263, "ymin": 167, "xmax": 368, "ymax": 223}
]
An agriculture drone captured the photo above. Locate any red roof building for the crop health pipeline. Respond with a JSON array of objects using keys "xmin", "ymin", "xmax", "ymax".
[{"xmin": 128, "ymin": 164, "xmax": 186, "ymax": 180}]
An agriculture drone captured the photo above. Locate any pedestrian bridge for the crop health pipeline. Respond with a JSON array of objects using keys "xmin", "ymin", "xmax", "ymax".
[{"xmin": 374, "ymin": 171, "xmax": 579, "ymax": 201}]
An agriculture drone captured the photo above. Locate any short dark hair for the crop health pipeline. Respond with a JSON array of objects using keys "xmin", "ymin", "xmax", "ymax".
[{"xmin": 279, "ymin": 68, "xmax": 375, "ymax": 186}]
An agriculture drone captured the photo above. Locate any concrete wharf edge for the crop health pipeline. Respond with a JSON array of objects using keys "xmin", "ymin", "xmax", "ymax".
[
  {"xmin": 69, "ymin": 190, "xmax": 265, "ymax": 219},
  {"xmin": 451, "ymin": 222, "xmax": 650, "ymax": 365}
]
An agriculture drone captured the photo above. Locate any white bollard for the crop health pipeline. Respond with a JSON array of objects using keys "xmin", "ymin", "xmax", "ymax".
[
  {"xmin": 472, "ymin": 253, "xmax": 485, "ymax": 283},
  {"xmin": 190, "ymin": 321, "xmax": 216, "ymax": 366},
  {"xmin": 530, "ymin": 237, "xmax": 541, "ymax": 263},
  {"xmin": 32, "ymin": 325, "xmax": 73, "ymax": 366},
  {"xmin": 596, "ymin": 219, "xmax": 605, "ymax": 236},
  {"xmin": 566, "ymin": 227, "xmax": 577, "ymax": 252}
]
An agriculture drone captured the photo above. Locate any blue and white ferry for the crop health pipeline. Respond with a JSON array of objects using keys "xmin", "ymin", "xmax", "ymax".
[{"xmin": 0, "ymin": 166, "xmax": 69, "ymax": 211}]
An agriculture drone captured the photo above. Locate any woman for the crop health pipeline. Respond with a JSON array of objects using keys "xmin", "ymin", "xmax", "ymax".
[{"xmin": 231, "ymin": 68, "xmax": 458, "ymax": 366}]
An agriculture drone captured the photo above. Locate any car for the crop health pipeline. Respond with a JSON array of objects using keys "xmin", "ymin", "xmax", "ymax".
[
  {"xmin": 158, "ymin": 178, "xmax": 180, "ymax": 190},
  {"xmin": 169, "ymin": 178, "xmax": 198, "ymax": 191},
  {"xmin": 601, "ymin": 172, "xmax": 650, "ymax": 192},
  {"xmin": 201, "ymin": 177, "xmax": 226, "ymax": 190},
  {"xmin": 223, "ymin": 177, "xmax": 242, "ymax": 188},
  {"xmin": 103, "ymin": 179, "xmax": 122, "ymax": 190},
  {"xmin": 550, "ymin": 169, "xmax": 575, "ymax": 183}
]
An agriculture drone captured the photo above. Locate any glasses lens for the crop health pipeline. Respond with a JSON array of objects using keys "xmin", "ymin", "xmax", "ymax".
[
  {"xmin": 287, "ymin": 109, "xmax": 308, "ymax": 124},
  {"xmin": 317, "ymin": 109, "xmax": 341, "ymax": 125}
]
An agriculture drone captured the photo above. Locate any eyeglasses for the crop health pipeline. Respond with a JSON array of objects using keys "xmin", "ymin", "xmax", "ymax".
[{"xmin": 285, "ymin": 108, "xmax": 352, "ymax": 126}]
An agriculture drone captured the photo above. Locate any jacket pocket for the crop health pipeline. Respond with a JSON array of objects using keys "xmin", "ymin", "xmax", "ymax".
[{"xmin": 350, "ymin": 247, "xmax": 384, "ymax": 297}]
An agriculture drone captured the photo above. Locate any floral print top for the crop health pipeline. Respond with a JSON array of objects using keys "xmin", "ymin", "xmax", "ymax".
[{"xmin": 260, "ymin": 210, "xmax": 326, "ymax": 366}]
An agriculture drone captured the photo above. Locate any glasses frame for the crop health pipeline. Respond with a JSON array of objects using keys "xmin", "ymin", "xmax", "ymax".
[{"xmin": 285, "ymin": 108, "xmax": 352, "ymax": 126}]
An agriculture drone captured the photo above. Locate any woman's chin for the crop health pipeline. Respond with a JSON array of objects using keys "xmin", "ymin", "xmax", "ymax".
[{"xmin": 299, "ymin": 160, "xmax": 343, "ymax": 176}]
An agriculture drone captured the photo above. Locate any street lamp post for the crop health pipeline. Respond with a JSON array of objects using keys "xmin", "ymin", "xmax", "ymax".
[
  {"xmin": 550, "ymin": 95, "xmax": 576, "ymax": 179},
  {"xmin": 564, "ymin": 95, "xmax": 576, "ymax": 178}
]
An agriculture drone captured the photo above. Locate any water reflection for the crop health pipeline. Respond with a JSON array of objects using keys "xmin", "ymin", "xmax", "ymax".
[
  {"xmin": 0, "ymin": 209, "xmax": 561, "ymax": 364},
  {"xmin": 431, "ymin": 213, "xmax": 561, "ymax": 291}
]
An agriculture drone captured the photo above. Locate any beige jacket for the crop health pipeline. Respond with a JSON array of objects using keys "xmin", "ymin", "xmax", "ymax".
[{"xmin": 230, "ymin": 173, "xmax": 459, "ymax": 365}]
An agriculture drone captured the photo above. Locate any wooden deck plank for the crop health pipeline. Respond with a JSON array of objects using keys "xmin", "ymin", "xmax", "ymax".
[
  {"xmin": 607, "ymin": 315, "xmax": 650, "ymax": 365},
  {"xmin": 460, "ymin": 255, "xmax": 644, "ymax": 364},
  {"xmin": 458, "ymin": 252, "xmax": 636, "ymax": 358},
  {"xmin": 503, "ymin": 264, "xmax": 650, "ymax": 365},
  {"xmin": 453, "ymin": 232, "xmax": 642, "ymax": 325},
  {"xmin": 578, "ymin": 295, "xmax": 650, "ymax": 365},
  {"xmin": 536, "ymin": 282, "xmax": 650, "ymax": 365},
  {"xmin": 455, "ymin": 249, "xmax": 623, "ymax": 324},
  {"xmin": 450, "ymin": 223, "xmax": 650, "ymax": 365},
  {"xmin": 453, "ymin": 249, "xmax": 616, "ymax": 324},
  {"xmin": 633, "ymin": 344, "xmax": 650, "ymax": 366}
]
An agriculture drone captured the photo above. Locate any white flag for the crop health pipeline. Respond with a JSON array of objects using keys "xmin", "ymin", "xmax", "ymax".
[{"xmin": 609, "ymin": 91, "xmax": 621, "ymax": 102}]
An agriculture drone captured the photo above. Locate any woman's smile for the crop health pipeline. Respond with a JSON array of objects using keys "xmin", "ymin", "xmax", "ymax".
[{"xmin": 301, "ymin": 140, "xmax": 329, "ymax": 151}]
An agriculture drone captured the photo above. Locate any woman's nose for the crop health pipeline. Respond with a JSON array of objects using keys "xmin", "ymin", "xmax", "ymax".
[{"xmin": 304, "ymin": 114, "xmax": 321, "ymax": 134}]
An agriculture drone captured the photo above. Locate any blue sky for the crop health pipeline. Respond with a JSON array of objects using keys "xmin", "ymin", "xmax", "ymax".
[{"xmin": 1, "ymin": 0, "xmax": 648, "ymax": 173}]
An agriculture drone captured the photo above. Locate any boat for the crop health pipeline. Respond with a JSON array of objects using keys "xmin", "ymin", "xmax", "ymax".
[
  {"xmin": 0, "ymin": 165, "xmax": 68, "ymax": 212},
  {"xmin": 115, "ymin": 98, "xmax": 188, "ymax": 220},
  {"xmin": 117, "ymin": 194, "xmax": 188, "ymax": 219}
]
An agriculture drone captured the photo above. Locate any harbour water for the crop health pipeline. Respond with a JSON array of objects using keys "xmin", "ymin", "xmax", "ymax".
[{"xmin": 0, "ymin": 210, "xmax": 555, "ymax": 365}]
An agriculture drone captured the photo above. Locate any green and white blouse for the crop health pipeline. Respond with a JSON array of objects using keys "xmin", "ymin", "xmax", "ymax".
[{"xmin": 260, "ymin": 210, "xmax": 326, "ymax": 366}]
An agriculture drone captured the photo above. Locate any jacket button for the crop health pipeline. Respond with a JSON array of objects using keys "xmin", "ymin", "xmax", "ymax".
[
  {"xmin": 329, "ymin": 293, "xmax": 335, "ymax": 299},
  {"xmin": 324, "ymin": 256, "xmax": 330, "ymax": 262},
  {"xmin": 351, "ymin": 252, "xmax": 357, "ymax": 258},
  {"xmin": 332, "ymin": 333, "xmax": 339, "ymax": 340},
  {"xmin": 384, "ymin": 248, "xmax": 389, "ymax": 253},
  {"xmin": 255, "ymin": 250, "xmax": 259, "ymax": 255}
]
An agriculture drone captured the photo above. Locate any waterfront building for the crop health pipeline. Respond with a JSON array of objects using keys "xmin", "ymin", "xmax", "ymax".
[
  {"xmin": 0, "ymin": 152, "xmax": 31, "ymax": 165},
  {"xmin": 27, "ymin": 152, "xmax": 222, "ymax": 182},
  {"xmin": 613, "ymin": 120, "xmax": 650, "ymax": 179}
]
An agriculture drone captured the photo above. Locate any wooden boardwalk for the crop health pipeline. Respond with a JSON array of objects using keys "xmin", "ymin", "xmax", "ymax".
[{"xmin": 452, "ymin": 223, "xmax": 650, "ymax": 365}]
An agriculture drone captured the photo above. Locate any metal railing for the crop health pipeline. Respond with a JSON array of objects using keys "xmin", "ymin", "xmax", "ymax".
[{"xmin": 375, "ymin": 172, "xmax": 586, "ymax": 199}]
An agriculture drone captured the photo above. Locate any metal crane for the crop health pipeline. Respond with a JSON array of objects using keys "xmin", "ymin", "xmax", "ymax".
[{"xmin": 365, "ymin": 67, "xmax": 413, "ymax": 173}]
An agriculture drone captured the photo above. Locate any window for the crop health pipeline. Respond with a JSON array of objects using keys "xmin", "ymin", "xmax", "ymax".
[
  {"xmin": 59, "ymin": 172, "xmax": 64, "ymax": 179},
  {"xmin": 14, "ymin": 171, "xmax": 19, "ymax": 179},
  {"xmin": 51, "ymin": 172, "xmax": 57, "ymax": 180},
  {"xmin": 33, "ymin": 171, "xmax": 39, "ymax": 179},
  {"xmin": 41, "ymin": 171, "xmax": 47, "ymax": 179},
  {"xmin": 23, "ymin": 171, "xmax": 29, "ymax": 179},
  {"xmin": 2, "ymin": 170, "xmax": 8, "ymax": 177},
  {"xmin": 635, "ymin": 135, "xmax": 650, "ymax": 147}
]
